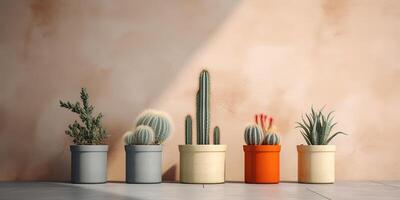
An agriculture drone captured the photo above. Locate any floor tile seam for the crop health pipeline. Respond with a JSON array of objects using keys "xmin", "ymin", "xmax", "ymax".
[
  {"xmin": 370, "ymin": 181, "xmax": 400, "ymax": 189},
  {"xmin": 305, "ymin": 187, "xmax": 332, "ymax": 200}
]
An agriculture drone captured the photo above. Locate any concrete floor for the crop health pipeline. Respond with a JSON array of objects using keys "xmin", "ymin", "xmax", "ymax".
[{"xmin": 0, "ymin": 181, "xmax": 399, "ymax": 200}]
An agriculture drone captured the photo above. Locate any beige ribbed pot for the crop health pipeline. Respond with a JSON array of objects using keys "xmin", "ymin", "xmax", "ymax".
[
  {"xmin": 179, "ymin": 145, "xmax": 227, "ymax": 184},
  {"xmin": 297, "ymin": 145, "xmax": 336, "ymax": 183}
]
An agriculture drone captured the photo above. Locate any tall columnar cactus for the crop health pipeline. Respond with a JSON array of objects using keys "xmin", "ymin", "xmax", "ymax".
[
  {"xmin": 197, "ymin": 70, "xmax": 211, "ymax": 145},
  {"xmin": 196, "ymin": 91, "xmax": 200, "ymax": 145},
  {"xmin": 185, "ymin": 115, "xmax": 192, "ymax": 145},
  {"xmin": 213, "ymin": 126, "xmax": 220, "ymax": 145},
  {"xmin": 185, "ymin": 70, "xmax": 220, "ymax": 145},
  {"xmin": 244, "ymin": 124, "xmax": 263, "ymax": 145},
  {"xmin": 136, "ymin": 109, "xmax": 172, "ymax": 144}
]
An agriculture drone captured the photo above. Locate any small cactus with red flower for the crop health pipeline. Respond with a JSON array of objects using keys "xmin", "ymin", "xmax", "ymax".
[{"xmin": 244, "ymin": 113, "xmax": 280, "ymax": 145}]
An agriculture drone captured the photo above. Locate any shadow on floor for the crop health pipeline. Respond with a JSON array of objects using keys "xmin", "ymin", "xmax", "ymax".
[{"xmin": 0, "ymin": 182, "xmax": 139, "ymax": 200}]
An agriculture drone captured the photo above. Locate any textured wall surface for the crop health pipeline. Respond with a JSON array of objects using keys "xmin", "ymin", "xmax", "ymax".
[{"xmin": 1, "ymin": 0, "xmax": 400, "ymax": 181}]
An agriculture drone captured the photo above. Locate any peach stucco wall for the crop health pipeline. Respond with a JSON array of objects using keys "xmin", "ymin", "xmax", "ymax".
[{"xmin": 1, "ymin": 0, "xmax": 400, "ymax": 181}]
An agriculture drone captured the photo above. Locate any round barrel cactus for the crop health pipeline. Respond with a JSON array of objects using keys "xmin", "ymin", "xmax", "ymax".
[
  {"xmin": 263, "ymin": 132, "xmax": 280, "ymax": 145},
  {"xmin": 124, "ymin": 131, "xmax": 136, "ymax": 145},
  {"xmin": 134, "ymin": 125, "xmax": 155, "ymax": 145},
  {"xmin": 124, "ymin": 126, "xmax": 155, "ymax": 145},
  {"xmin": 244, "ymin": 124, "xmax": 263, "ymax": 145},
  {"xmin": 136, "ymin": 109, "xmax": 172, "ymax": 144}
]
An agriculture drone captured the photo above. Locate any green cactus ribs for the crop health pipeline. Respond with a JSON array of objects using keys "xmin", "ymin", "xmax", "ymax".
[
  {"xmin": 185, "ymin": 115, "xmax": 192, "ymax": 145},
  {"xmin": 198, "ymin": 70, "xmax": 210, "ymax": 144},
  {"xmin": 244, "ymin": 113, "xmax": 282, "ymax": 145},
  {"xmin": 124, "ymin": 109, "xmax": 172, "ymax": 145},
  {"xmin": 244, "ymin": 124, "xmax": 263, "ymax": 145},
  {"xmin": 213, "ymin": 126, "xmax": 220, "ymax": 145},
  {"xmin": 124, "ymin": 125, "xmax": 155, "ymax": 145},
  {"xmin": 136, "ymin": 109, "xmax": 172, "ymax": 145},
  {"xmin": 264, "ymin": 133, "xmax": 280, "ymax": 145},
  {"xmin": 185, "ymin": 69, "xmax": 221, "ymax": 145}
]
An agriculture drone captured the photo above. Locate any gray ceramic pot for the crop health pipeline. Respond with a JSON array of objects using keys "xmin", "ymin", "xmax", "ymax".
[
  {"xmin": 70, "ymin": 145, "xmax": 108, "ymax": 184},
  {"xmin": 125, "ymin": 145, "xmax": 162, "ymax": 183}
]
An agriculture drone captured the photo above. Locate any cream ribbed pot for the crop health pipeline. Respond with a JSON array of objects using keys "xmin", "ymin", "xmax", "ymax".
[
  {"xmin": 179, "ymin": 145, "xmax": 227, "ymax": 184},
  {"xmin": 297, "ymin": 145, "xmax": 336, "ymax": 183}
]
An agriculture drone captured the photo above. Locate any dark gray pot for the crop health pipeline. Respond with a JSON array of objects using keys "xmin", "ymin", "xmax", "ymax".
[
  {"xmin": 125, "ymin": 145, "xmax": 162, "ymax": 183},
  {"xmin": 70, "ymin": 145, "xmax": 108, "ymax": 184}
]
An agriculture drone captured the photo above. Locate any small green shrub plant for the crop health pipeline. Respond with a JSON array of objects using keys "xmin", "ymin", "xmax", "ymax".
[{"xmin": 59, "ymin": 88, "xmax": 107, "ymax": 145}]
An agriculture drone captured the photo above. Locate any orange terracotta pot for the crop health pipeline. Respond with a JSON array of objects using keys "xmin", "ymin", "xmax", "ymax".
[{"xmin": 243, "ymin": 145, "xmax": 281, "ymax": 184}]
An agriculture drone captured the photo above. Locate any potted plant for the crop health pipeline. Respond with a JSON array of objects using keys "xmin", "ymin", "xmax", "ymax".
[
  {"xmin": 123, "ymin": 109, "xmax": 172, "ymax": 183},
  {"xmin": 60, "ymin": 88, "xmax": 108, "ymax": 184},
  {"xmin": 243, "ymin": 114, "xmax": 281, "ymax": 184},
  {"xmin": 179, "ymin": 70, "xmax": 227, "ymax": 184},
  {"xmin": 296, "ymin": 107, "xmax": 347, "ymax": 183}
]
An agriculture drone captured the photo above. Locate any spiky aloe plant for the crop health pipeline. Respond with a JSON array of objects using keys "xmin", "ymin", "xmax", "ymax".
[{"xmin": 296, "ymin": 107, "xmax": 347, "ymax": 145}]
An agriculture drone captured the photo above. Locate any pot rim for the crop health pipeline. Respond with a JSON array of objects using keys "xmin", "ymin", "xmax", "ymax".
[
  {"xmin": 179, "ymin": 144, "xmax": 227, "ymax": 152},
  {"xmin": 125, "ymin": 145, "xmax": 162, "ymax": 152},
  {"xmin": 297, "ymin": 144, "xmax": 336, "ymax": 152},
  {"xmin": 70, "ymin": 145, "xmax": 108, "ymax": 152},
  {"xmin": 243, "ymin": 145, "xmax": 281, "ymax": 152}
]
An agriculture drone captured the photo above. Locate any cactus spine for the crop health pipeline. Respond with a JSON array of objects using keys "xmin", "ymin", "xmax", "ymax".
[
  {"xmin": 196, "ymin": 91, "xmax": 200, "ymax": 144},
  {"xmin": 244, "ymin": 124, "xmax": 263, "ymax": 145},
  {"xmin": 185, "ymin": 70, "xmax": 220, "ymax": 145},
  {"xmin": 136, "ymin": 109, "xmax": 172, "ymax": 144},
  {"xmin": 124, "ymin": 125, "xmax": 155, "ymax": 145},
  {"xmin": 185, "ymin": 115, "xmax": 192, "ymax": 144},
  {"xmin": 134, "ymin": 125, "xmax": 155, "ymax": 145},
  {"xmin": 213, "ymin": 126, "xmax": 220, "ymax": 145},
  {"xmin": 124, "ymin": 131, "xmax": 136, "ymax": 145},
  {"xmin": 264, "ymin": 133, "xmax": 280, "ymax": 145},
  {"xmin": 197, "ymin": 70, "xmax": 210, "ymax": 145}
]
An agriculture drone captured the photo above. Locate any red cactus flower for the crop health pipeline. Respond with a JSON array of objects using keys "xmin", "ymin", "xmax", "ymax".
[
  {"xmin": 268, "ymin": 117, "xmax": 274, "ymax": 129},
  {"xmin": 260, "ymin": 114, "xmax": 265, "ymax": 131}
]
